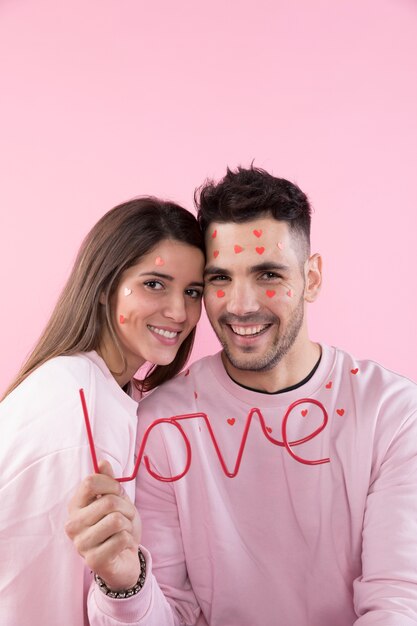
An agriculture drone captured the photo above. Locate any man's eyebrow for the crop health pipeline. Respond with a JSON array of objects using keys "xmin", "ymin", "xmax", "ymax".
[
  {"xmin": 249, "ymin": 262, "xmax": 290, "ymax": 273},
  {"xmin": 204, "ymin": 262, "xmax": 290, "ymax": 277},
  {"xmin": 204, "ymin": 266, "xmax": 228, "ymax": 277}
]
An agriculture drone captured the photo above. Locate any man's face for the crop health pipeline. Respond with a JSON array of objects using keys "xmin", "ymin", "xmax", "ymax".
[{"xmin": 204, "ymin": 218, "xmax": 314, "ymax": 374}]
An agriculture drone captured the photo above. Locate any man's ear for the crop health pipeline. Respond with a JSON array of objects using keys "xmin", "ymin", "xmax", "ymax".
[{"xmin": 304, "ymin": 253, "xmax": 322, "ymax": 303}]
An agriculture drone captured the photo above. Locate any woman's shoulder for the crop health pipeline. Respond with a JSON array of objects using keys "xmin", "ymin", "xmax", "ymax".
[{"xmin": 1, "ymin": 353, "xmax": 100, "ymax": 411}]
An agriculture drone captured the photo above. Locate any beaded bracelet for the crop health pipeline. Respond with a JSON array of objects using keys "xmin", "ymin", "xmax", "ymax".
[{"xmin": 94, "ymin": 549, "xmax": 146, "ymax": 599}]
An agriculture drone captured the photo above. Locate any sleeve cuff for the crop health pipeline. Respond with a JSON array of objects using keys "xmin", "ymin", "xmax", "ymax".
[{"xmin": 90, "ymin": 546, "xmax": 154, "ymax": 623}]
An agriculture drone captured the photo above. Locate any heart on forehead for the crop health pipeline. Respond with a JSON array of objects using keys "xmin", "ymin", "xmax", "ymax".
[
  {"xmin": 255, "ymin": 247, "xmax": 265, "ymax": 255},
  {"xmin": 234, "ymin": 245, "xmax": 244, "ymax": 254},
  {"xmin": 213, "ymin": 250, "xmax": 219, "ymax": 258},
  {"xmin": 212, "ymin": 229, "xmax": 217, "ymax": 238},
  {"xmin": 155, "ymin": 256, "xmax": 165, "ymax": 266},
  {"xmin": 253, "ymin": 229, "xmax": 262, "ymax": 238}
]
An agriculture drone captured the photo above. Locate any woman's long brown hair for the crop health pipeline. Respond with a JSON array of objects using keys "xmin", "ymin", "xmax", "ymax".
[{"xmin": 3, "ymin": 197, "xmax": 205, "ymax": 399}]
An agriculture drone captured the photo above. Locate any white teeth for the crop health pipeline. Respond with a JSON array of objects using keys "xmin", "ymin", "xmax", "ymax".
[
  {"xmin": 148, "ymin": 325, "xmax": 178, "ymax": 338},
  {"xmin": 230, "ymin": 325, "xmax": 267, "ymax": 336}
]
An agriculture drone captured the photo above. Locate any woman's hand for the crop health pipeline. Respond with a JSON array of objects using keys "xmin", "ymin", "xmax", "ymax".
[{"xmin": 65, "ymin": 460, "xmax": 142, "ymax": 590}]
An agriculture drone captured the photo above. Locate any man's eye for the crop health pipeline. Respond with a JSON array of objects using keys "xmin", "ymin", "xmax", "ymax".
[
  {"xmin": 260, "ymin": 272, "xmax": 280, "ymax": 280},
  {"xmin": 208, "ymin": 275, "xmax": 229, "ymax": 282},
  {"xmin": 144, "ymin": 280, "xmax": 164, "ymax": 290}
]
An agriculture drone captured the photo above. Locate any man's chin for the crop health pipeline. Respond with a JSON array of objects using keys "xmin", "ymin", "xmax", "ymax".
[{"xmin": 222, "ymin": 348, "xmax": 278, "ymax": 373}]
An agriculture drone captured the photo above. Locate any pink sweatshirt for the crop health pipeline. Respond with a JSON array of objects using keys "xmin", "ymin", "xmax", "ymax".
[
  {"xmin": 0, "ymin": 352, "xmax": 138, "ymax": 626},
  {"xmin": 89, "ymin": 344, "xmax": 417, "ymax": 626}
]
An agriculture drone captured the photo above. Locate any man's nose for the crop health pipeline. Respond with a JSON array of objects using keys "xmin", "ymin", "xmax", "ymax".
[{"xmin": 226, "ymin": 282, "xmax": 260, "ymax": 316}]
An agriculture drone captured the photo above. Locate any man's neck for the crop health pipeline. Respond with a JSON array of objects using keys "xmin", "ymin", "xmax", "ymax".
[{"xmin": 221, "ymin": 339, "xmax": 322, "ymax": 394}]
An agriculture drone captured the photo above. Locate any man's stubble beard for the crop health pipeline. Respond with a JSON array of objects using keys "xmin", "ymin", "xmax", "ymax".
[{"xmin": 218, "ymin": 295, "xmax": 305, "ymax": 373}]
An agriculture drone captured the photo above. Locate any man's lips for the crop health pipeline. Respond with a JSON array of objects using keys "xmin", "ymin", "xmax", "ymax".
[{"xmin": 229, "ymin": 324, "xmax": 271, "ymax": 337}]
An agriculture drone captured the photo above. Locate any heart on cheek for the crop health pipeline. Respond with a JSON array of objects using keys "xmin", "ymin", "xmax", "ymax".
[
  {"xmin": 124, "ymin": 287, "xmax": 132, "ymax": 296},
  {"xmin": 287, "ymin": 289, "xmax": 293, "ymax": 298},
  {"xmin": 216, "ymin": 290, "xmax": 225, "ymax": 298},
  {"xmin": 266, "ymin": 290, "xmax": 276, "ymax": 298},
  {"xmin": 119, "ymin": 314, "xmax": 126, "ymax": 324}
]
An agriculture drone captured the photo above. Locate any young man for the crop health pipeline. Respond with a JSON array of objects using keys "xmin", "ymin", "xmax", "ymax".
[{"xmin": 68, "ymin": 167, "xmax": 417, "ymax": 626}]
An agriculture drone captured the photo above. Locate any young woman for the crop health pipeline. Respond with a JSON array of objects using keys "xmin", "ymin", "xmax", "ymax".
[{"xmin": 0, "ymin": 197, "xmax": 205, "ymax": 625}]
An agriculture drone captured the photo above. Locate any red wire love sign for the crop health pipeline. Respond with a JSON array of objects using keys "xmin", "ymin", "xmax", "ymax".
[{"xmin": 79, "ymin": 388, "xmax": 330, "ymax": 483}]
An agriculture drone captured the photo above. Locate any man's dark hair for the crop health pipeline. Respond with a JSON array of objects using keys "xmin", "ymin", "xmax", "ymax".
[{"xmin": 195, "ymin": 165, "xmax": 312, "ymax": 257}]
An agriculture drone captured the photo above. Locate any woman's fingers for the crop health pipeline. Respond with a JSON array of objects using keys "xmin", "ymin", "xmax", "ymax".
[
  {"xmin": 65, "ymin": 463, "xmax": 143, "ymax": 588},
  {"xmin": 66, "ymin": 491, "xmax": 137, "ymax": 536}
]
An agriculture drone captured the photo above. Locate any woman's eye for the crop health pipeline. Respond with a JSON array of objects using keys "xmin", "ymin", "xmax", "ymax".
[
  {"xmin": 144, "ymin": 280, "xmax": 164, "ymax": 290},
  {"xmin": 186, "ymin": 289, "xmax": 203, "ymax": 299}
]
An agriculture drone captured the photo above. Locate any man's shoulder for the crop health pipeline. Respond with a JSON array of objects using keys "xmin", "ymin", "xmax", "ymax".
[
  {"xmin": 332, "ymin": 345, "xmax": 417, "ymax": 411},
  {"xmin": 139, "ymin": 352, "xmax": 223, "ymax": 413}
]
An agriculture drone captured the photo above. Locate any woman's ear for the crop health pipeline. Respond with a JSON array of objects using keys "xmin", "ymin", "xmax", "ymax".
[{"xmin": 304, "ymin": 253, "xmax": 322, "ymax": 303}]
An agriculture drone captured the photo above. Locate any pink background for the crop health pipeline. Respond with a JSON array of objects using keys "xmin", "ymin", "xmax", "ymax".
[{"xmin": 1, "ymin": 0, "xmax": 416, "ymax": 394}]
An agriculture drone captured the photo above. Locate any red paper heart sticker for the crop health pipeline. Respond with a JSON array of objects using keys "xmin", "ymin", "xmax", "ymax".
[
  {"xmin": 351, "ymin": 368, "xmax": 358, "ymax": 375},
  {"xmin": 216, "ymin": 290, "xmax": 225, "ymax": 298},
  {"xmin": 213, "ymin": 250, "xmax": 219, "ymax": 258},
  {"xmin": 337, "ymin": 408, "xmax": 345, "ymax": 416},
  {"xmin": 119, "ymin": 314, "xmax": 125, "ymax": 324},
  {"xmin": 255, "ymin": 246, "xmax": 265, "ymax": 255},
  {"xmin": 253, "ymin": 229, "xmax": 262, "ymax": 238},
  {"xmin": 325, "ymin": 381, "xmax": 332, "ymax": 389},
  {"xmin": 234, "ymin": 245, "xmax": 244, "ymax": 254},
  {"xmin": 212, "ymin": 229, "xmax": 217, "ymax": 238},
  {"xmin": 266, "ymin": 290, "xmax": 276, "ymax": 298},
  {"xmin": 301, "ymin": 409, "xmax": 308, "ymax": 417},
  {"xmin": 227, "ymin": 418, "xmax": 236, "ymax": 426}
]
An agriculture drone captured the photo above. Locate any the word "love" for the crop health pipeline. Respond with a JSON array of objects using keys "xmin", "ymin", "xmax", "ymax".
[{"xmin": 79, "ymin": 389, "xmax": 330, "ymax": 483}]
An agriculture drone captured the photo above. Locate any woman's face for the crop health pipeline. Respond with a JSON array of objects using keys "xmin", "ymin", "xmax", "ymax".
[{"xmin": 102, "ymin": 239, "xmax": 205, "ymax": 384}]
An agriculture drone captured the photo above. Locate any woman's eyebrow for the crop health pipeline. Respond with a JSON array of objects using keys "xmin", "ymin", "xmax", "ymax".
[
  {"xmin": 138, "ymin": 272, "xmax": 204, "ymax": 288},
  {"xmin": 138, "ymin": 271, "xmax": 174, "ymax": 280}
]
